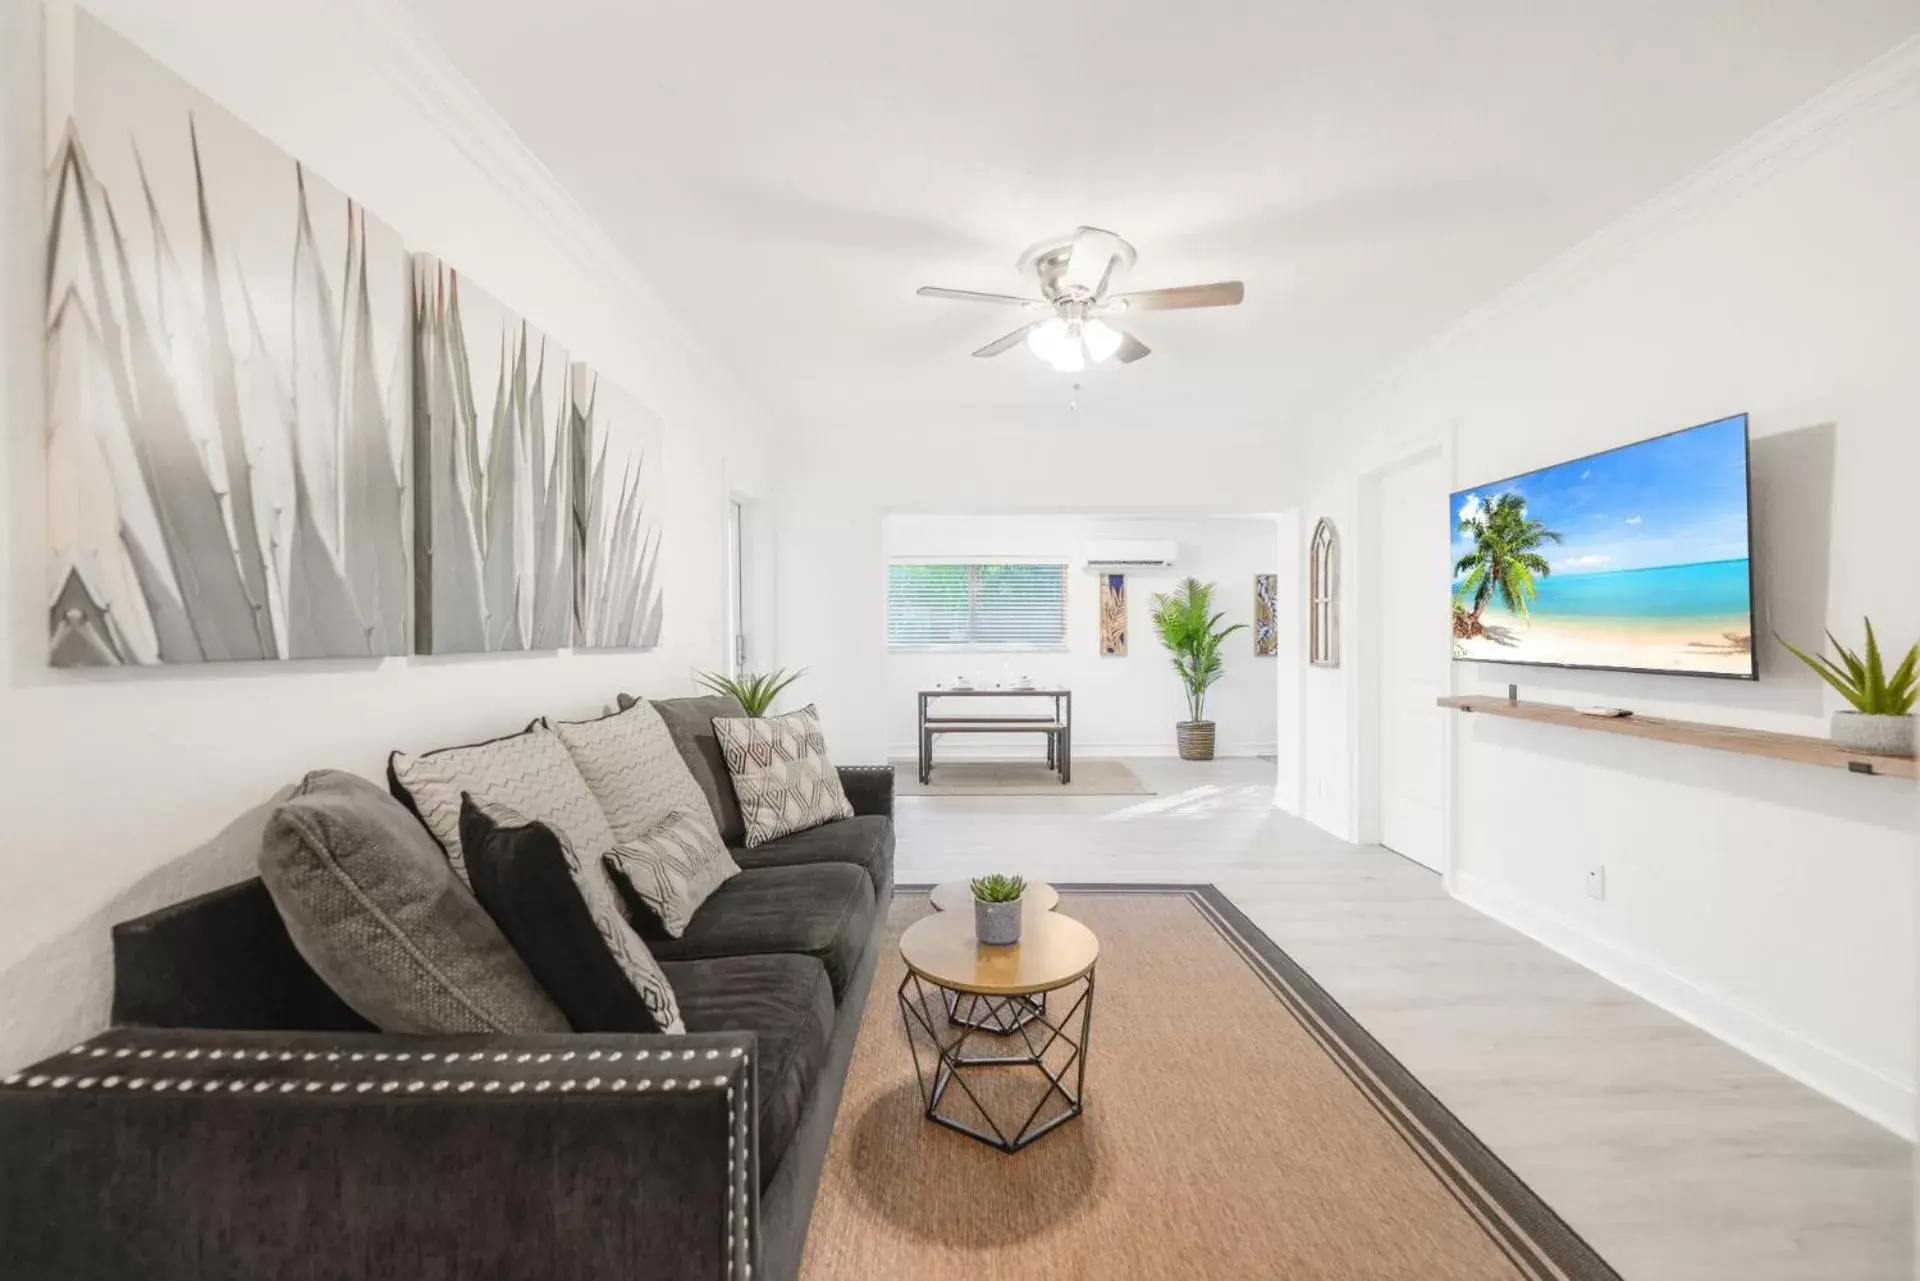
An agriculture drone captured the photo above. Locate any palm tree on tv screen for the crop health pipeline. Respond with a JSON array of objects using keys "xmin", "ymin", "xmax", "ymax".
[{"xmin": 1453, "ymin": 493, "xmax": 1563, "ymax": 634}]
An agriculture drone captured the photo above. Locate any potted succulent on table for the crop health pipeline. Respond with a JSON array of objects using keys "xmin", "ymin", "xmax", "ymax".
[
  {"xmin": 1777, "ymin": 619, "xmax": 1917, "ymax": 757},
  {"xmin": 693, "ymin": 667, "xmax": 807, "ymax": 717},
  {"xmin": 970, "ymin": 874, "xmax": 1027, "ymax": 946},
  {"xmin": 1150, "ymin": 577, "xmax": 1246, "ymax": 761}
]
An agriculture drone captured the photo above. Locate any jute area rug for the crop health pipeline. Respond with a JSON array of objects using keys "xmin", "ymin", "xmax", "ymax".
[
  {"xmin": 801, "ymin": 887, "xmax": 1617, "ymax": 1281},
  {"xmin": 891, "ymin": 758, "xmax": 1153, "ymax": 797}
]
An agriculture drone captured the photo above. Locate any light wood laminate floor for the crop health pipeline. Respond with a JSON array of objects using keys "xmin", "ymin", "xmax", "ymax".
[{"xmin": 891, "ymin": 756, "xmax": 1912, "ymax": 1281}]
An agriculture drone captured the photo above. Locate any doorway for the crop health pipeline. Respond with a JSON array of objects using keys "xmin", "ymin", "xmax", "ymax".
[
  {"xmin": 727, "ymin": 498, "xmax": 746, "ymax": 676},
  {"xmin": 1370, "ymin": 449, "xmax": 1448, "ymax": 872}
]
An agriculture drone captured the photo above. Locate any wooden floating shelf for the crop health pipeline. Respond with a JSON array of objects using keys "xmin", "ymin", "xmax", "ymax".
[{"xmin": 1437, "ymin": 695, "xmax": 1919, "ymax": 780}]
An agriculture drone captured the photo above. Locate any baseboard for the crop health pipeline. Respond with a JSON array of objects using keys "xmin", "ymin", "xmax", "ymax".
[
  {"xmin": 1452, "ymin": 873, "xmax": 1915, "ymax": 1139},
  {"xmin": 887, "ymin": 741, "xmax": 1277, "ymax": 761}
]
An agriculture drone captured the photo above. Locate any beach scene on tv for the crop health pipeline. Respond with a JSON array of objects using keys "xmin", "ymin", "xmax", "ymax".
[{"xmin": 1450, "ymin": 415, "xmax": 1754, "ymax": 677}]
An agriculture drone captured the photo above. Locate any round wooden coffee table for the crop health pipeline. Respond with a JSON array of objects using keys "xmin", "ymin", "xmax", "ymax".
[
  {"xmin": 924, "ymin": 881, "xmax": 1062, "ymax": 1029},
  {"xmin": 896, "ymin": 909, "xmax": 1099, "ymax": 1153}
]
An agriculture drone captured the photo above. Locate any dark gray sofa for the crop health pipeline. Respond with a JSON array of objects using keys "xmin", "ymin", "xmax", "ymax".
[{"xmin": 0, "ymin": 761, "xmax": 895, "ymax": 1281}]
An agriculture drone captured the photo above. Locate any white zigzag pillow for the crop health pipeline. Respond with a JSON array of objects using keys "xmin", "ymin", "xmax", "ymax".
[
  {"xmin": 712, "ymin": 704, "xmax": 854, "ymax": 848},
  {"xmin": 389, "ymin": 722, "xmax": 616, "ymax": 889}
]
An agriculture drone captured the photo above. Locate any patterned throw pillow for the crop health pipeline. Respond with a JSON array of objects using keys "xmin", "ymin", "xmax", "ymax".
[
  {"xmin": 461, "ymin": 795, "xmax": 684, "ymax": 1035},
  {"xmin": 603, "ymin": 810, "xmax": 739, "ymax": 936},
  {"xmin": 551, "ymin": 704, "xmax": 739, "ymax": 936},
  {"xmin": 549, "ymin": 702, "xmax": 717, "ymax": 843},
  {"xmin": 389, "ymin": 723, "xmax": 617, "ymax": 888},
  {"xmin": 712, "ymin": 704, "xmax": 854, "ymax": 848}
]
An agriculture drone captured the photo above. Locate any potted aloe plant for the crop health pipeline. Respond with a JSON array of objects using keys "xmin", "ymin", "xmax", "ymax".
[
  {"xmin": 1777, "ymin": 620, "xmax": 1917, "ymax": 757},
  {"xmin": 693, "ymin": 667, "xmax": 806, "ymax": 717},
  {"xmin": 1150, "ymin": 577, "xmax": 1246, "ymax": 761},
  {"xmin": 971, "ymin": 874, "xmax": 1027, "ymax": 946}
]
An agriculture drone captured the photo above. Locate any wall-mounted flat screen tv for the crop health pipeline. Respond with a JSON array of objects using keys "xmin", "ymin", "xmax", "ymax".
[{"xmin": 1450, "ymin": 413, "xmax": 1756, "ymax": 679}]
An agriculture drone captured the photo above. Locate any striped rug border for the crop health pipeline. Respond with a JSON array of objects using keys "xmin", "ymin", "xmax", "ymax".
[{"xmin": 898, "ymin": 881, "xmax": 1620, "ymax": 1281}]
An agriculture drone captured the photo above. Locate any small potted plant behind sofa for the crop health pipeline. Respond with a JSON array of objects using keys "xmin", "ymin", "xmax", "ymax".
[
  {"xmin": 1777, "ymin": 619, "xmax": 1918, "ymax": 757},
  {"xmin": 971, "ymin": 873, "xmax": 1027, "ymax": 946},
  {"xmin": 694, "ymin": 667, "xmax": 806, "ymax": 717},
  {"xmin": 1150, "ymin": 577, "xmax": 1246, "ymax": 761}
]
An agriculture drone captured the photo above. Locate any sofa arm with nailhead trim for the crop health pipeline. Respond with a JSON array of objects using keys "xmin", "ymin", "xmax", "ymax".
[{"xmin": 0, "ymin": 1025, "xmax": 756, "ymax": 1280}]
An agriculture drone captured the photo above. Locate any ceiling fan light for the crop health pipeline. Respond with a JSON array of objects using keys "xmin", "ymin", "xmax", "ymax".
[
  {"xmin": 1082, "ymin": 319, "xmax": 1123, "ymax": 362},
  {"xmin": 1026, "ymin": 318, "xmax": 1067, "ymax": 360},
  {"xmin": 1050, "ymin": 339, "xmax": 1086, "ymax": 374}
]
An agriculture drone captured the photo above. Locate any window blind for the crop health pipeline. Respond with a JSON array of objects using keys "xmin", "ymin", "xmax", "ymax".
[{"xmin": 887, "ymin": 562, "xmax": 1067, "ymax": 650}]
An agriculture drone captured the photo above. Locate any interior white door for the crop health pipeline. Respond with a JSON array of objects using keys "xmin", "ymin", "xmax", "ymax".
[{"xmin": 1374, "ymin": 452, "xmax": 1447, "ymax": 872}]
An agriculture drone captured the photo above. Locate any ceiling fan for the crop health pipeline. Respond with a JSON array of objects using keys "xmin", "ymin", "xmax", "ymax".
[{"xmin": 917, "ymin": 226, "xmax": 1244, "ymax": 373}]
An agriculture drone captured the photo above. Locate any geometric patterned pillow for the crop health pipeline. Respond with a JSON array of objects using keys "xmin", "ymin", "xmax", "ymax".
[
  {"xmin": 711, "ymin": 704, "xmax": 854, "ymax": 848},
  {"xmin": 603, "ymin": 810, "xmax": 740, "ymax": 936},
  {"xmin": 388, "ymin": 723, "xmax": 617, "ymax": 889},
  {"xmin": 460, "ymin": 794, "xmax": 684, "ymax": 1035}
]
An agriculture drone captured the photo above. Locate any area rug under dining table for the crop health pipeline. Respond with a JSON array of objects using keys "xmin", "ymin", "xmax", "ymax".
[{"xmin": 800, "ymin": 887, "xmax": 1618, "ymax": 1281}]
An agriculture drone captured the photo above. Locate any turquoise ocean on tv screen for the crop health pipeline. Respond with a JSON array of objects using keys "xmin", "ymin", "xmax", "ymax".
[{"xmin": 1523, "ymin": 558, "xmax": 1750, "ymax": 622}]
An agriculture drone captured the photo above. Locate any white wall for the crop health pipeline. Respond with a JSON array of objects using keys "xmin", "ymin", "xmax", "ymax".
[
  {"xmin": 883, "ymin": 514, "xmax": 1280, "ymax": 760},
  {"xmin": 0, "ymin": 0, "xmax": 773, "ymax": 1071},
  {"xmin": 774, "ymin": 422, "xmax": 1297, "ymax": 769},
  {"xmin": 1289, "ymin": 43, "xmax": 1920, "ymax": 1134}
]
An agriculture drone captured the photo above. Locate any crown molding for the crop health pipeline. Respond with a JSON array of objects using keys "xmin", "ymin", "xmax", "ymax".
[
  {"xmin": 329, "ymin": 0, "xmax": 778, "ymax": 435},
  {"xmin": 1305, "ymin": 31, "xmax": 1920, "ymax": 430}
]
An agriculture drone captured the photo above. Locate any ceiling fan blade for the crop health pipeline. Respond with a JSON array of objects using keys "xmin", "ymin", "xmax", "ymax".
[
  {"xmin": 1114, "ymin": 331, "xmax": 1151, "ymax": 363},
  {"xmin": 918, "ymin": 286, "xmax": 1044, "ymax": 307},
  {"xmin": 972, "ymin": 324, "xmax": 1037, "ymax": 358},
  {"xmin": 1108, "ymin": 281, "xmax": 1245, "ymax": 312},
  {"xmin": 1061, "ymin": 226, "xmax": 1122, "ymax": 295}
]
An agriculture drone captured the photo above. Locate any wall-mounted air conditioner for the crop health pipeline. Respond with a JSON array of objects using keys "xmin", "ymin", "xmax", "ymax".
[{"xmin": 1083, "ymin": 540, "xmax": 1178, "ymax": 571}]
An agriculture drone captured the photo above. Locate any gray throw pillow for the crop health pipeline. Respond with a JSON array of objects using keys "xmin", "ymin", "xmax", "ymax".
[
  {"xmin": 553, "ymin": 703, "xmax": 738, "ymax": 936},
  {"xmin": 389, "ymin": 723, "xmax": 618, "ymax": 888},
  {"xmin": 712, "ymin": 704, "xmax": 854, "ymax": 847},
  {"xmin": 603, "ymin": 810, "xmax": 738, "ymax": 936},
  {"xmin": 641, "ymin": 694, "xmax": 750, "ymax": 844},
  {"xmin": 260, "ymin": 770, "xmax": 569, "ymax": 1034}
]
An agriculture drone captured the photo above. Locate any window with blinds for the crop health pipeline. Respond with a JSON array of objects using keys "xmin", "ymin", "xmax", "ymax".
[{"xmin": 887, "ymin": 563, "xmax": 1068, "ymax": 651}]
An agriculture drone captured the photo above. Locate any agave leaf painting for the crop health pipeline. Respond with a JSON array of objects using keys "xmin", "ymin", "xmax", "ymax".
[
  {"xmin": 412, "ymin": 255, "xmax": 572, "ymax": 653},
  {"xmin": 44, "ymin": 7, "xmax": 410, "ymax": 666},
  {"xmin": 568, "ymin": 367, "xmax": 665, "ymax": 649}
]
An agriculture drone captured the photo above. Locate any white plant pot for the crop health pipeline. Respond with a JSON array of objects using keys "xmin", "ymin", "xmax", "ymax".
[{"xmin": 1830, "ymin": 711, "xmax": 1916, "ymax": 757}]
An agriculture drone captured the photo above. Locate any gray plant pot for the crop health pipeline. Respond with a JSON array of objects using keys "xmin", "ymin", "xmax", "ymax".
[
  {"xmin": 1831, "ymin": 711, "xmax": 1916, "ymax": 757},
  {"xmin": 974, "ymin": 896, "xmax": 1023, "ymax": 946}
]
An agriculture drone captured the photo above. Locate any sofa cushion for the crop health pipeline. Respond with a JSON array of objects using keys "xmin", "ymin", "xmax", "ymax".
[
  {"xmin": 259, "ymin": 770, "xmax": 569, "ymax": 1035},
  {"xmin": 389, "ymin": 723, "xmax": 616, "ymax": 888},
  {"xmin": 731, "ymin": 815, "xmax": 894, "ymax": 902},
  {"xmin": 637, "ymin": 694, "xmax": 749, "ymax": 844},
  {"xmin": 461, "ymin": 796, "xmax": 684, "ymax": 1034},
  {"xmin": 662, "ymin": 953, "xmax": 835, "ymax": 1189},
  {"xmin": 638, "ymin": 864, "xmax": 875, "ymax": 1001},
  {"xmin": 712, "ymin": 705, "xmax": 854, "ymax": 848}
]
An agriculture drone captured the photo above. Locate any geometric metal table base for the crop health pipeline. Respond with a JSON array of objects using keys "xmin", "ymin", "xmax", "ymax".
[
  {"xmin": 941, "ymin": 987, "xmax": 1048, "ymax": 1033},
  {"xmin": 898, "ymin": 970, "xmax": 1095, "ymax": 1153}
]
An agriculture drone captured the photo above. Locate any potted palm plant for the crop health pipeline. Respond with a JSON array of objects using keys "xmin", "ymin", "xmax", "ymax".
[
  {"xmin": 1777, "ymin": 621, "xmax": 1917, "ymax": 756},
  {"xmin": 1150, "ymin": 577, "xmax": 1245, "ymax": 761},
  {"xmin": 693, "ymin": 667, "xmax": 806, "ymax": 717}
]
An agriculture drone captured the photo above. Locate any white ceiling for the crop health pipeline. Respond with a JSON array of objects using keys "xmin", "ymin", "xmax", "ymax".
[{"xmin": 396, "ymin": 0, "xmax": 1916, "ymax": 436}]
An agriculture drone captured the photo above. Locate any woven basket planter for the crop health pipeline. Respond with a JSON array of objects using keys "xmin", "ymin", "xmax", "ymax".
[{"xmin": 1176, "ymin": 721, "xmax": 1216, "ymax": 761}]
